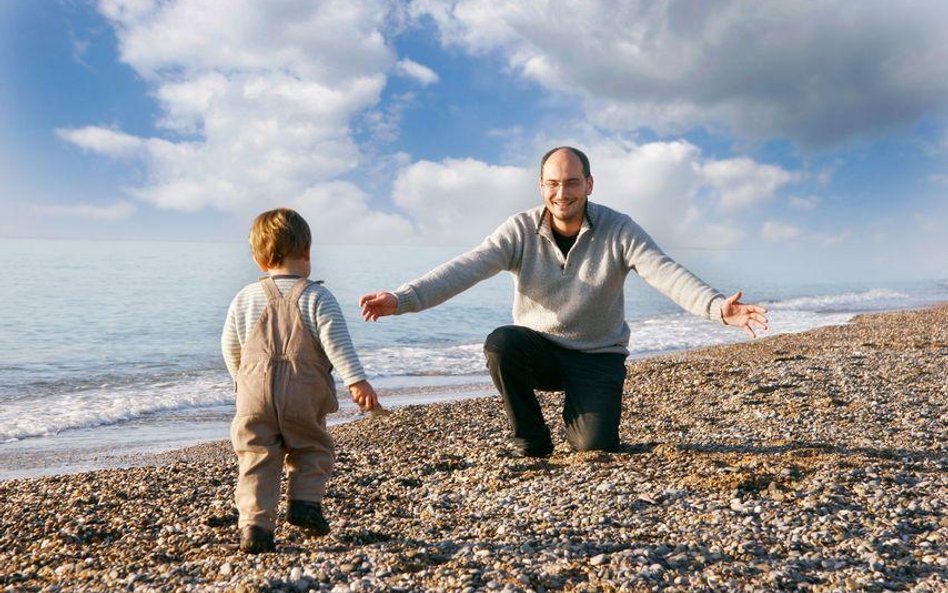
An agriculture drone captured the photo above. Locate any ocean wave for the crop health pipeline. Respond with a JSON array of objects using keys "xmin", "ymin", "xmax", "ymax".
[
  {"xmin": 359, "ymin": 343, "xmax": 487, "ymax": 378},
  {"xmin": 0, "ymin": 365, "xmax": 226, "ymax": 398},
  {"xmin": 0, "ymin": 372, "xmax": 234, "ymax": 442},
  {"xmin": 3, "ymin": 284, "xmax": 942, "ymax": 442},
  {"xmin": 357, "ymin": 295, "xmax": 885, "ymax": 375},
  {"xmin": 762, "ymin": 288, "xmax": 910, "ymax": 312}
]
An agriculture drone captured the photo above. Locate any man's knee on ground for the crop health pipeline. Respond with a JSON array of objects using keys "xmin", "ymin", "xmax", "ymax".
[
  {"xmin": 568, "ymin": 431, "xmax": 619, "ymax": 453},
  {"xmin": 483, "ymin": 325, "xmax": 523, "ymax": 356}
]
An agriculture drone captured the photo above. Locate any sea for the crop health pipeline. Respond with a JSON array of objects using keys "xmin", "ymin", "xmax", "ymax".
[{"xmin": 1, "ymin": 237, "xmax": 945, "ymax": 480}]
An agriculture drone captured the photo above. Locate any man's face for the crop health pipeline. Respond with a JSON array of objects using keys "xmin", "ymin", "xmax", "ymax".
[{"xmin": 540, "ymin": 149, "xmax": 593, "ymax": 229}]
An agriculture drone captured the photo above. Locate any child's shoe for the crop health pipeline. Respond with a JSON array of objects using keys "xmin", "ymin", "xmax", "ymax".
[
  {"xmin": 287, "ymin": 500, "xmax": 330, "ymax": 536},
  {"xmin": 239, "ymin": 525, "xmax": 275, "ymax": 554}
]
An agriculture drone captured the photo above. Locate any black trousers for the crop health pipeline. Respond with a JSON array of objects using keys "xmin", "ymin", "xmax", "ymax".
[{"xmin": 484, "ymin": 325, "xmax": 627, "ymax": 454}]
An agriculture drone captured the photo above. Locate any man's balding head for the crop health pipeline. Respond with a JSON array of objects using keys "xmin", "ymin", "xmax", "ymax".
[{"xmin": 539, "ymin": 146, "xmax": 591, "ymax": 179}]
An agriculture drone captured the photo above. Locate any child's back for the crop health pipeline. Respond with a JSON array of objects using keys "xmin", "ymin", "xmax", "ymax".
[
  {"xmin": 221, "ymin": 208, "xmax": 380, "ymax": 554},
  {"xmin": 223, "ymin": 276, "xmax": 364, "ymax": 385}
]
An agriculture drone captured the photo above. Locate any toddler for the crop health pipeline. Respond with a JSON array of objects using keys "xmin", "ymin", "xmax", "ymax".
[{"xmin": 222, "ymin": 208, "xmax": 379, "ymax": 553}]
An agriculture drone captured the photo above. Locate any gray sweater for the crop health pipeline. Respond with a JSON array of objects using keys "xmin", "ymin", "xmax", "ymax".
[{"xmin": 393, "ymin": 202, "xmax": 725, "ymax": 354}]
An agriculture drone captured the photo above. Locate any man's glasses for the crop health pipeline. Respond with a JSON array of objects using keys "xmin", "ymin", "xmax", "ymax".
[{"xmin": 541, "ymin": 178, "xmax": 586, "ymax": 191}]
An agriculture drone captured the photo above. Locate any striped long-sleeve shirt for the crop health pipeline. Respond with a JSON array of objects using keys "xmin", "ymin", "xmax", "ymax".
[{"xmin": 221, "ymin": 276, "xmax": 367, "ymax": 386}]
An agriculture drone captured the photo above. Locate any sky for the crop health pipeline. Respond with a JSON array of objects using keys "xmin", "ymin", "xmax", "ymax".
[{"xmin": 1, "ymin": 0, "xmax": 947, "ymax": 282}]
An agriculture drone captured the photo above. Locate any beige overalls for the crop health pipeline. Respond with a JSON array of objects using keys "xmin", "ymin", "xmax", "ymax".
[{"xmin": 231, "ymin": 277, "xmax": 339, "ymax": 531}]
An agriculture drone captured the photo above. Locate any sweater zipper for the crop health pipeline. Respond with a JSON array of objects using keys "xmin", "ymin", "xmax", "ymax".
[
  {"xmin": 557, "ymin": 233, "xmax": 586, "ymax": 275},
  {"xmin": 538, "ymin": 214, "xmax": 590, "ymax": 275}
]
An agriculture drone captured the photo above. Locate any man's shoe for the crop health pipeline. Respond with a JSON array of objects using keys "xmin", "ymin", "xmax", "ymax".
[
  {"xmin": 510, "ymin": 442, "xmax": 554, "ymax": 458},
  {"xmin": 287, "ymin": 500, "xmax": 330, "ymax": 536},
  {"xmin": 239, "ymin": 525, "xmax": 274, "ymax": 554}
]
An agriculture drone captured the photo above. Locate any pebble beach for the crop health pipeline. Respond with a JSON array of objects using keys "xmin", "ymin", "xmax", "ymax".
[{"xmin": 1, "ymin": 306, "xmax": 945, "ymax": 593}]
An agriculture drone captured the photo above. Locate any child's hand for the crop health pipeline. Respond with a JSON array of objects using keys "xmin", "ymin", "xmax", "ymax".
[{"xmin": 348, "ymin": 380, "xmax": 380, "ymax": 411}]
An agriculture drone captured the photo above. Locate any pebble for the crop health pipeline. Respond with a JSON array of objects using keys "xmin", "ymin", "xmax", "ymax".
[{"xmin": 0, "ymin": 306, "xmax": 945, "ymax": 593}]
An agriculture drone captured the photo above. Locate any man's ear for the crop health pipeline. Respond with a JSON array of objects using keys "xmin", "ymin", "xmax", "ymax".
[{"xmin": 586, "ymin": 175, "xmax": 594, "ymax": 195}]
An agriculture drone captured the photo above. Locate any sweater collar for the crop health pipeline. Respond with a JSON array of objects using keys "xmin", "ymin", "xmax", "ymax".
[{"xmin": 535, "ymin": 201, "xmax": 596, "ymax": 234}]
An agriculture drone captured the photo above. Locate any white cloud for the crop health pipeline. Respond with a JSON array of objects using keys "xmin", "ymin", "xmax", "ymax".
[
  {"xmin": 789, "ymin": 195, "xmax": 821, "ymax": 211},
  {"xmin": 392, "ymin": 158, "xmax": 536, "ymax": 244},
  {"xmin": 487, "ymin": 125, "xmax": 526, "ymax": 140},
  {"xmin": 761, "ymin": 220, "xmax": 801, "ymax": 242},
  {"xmin": 37, "ymin": 201, "xmax": 136, "ymax": 221},
  {"xmin": 152, "ymin": 73, "xmax": 229, "ymax": 133},
  {"xmin": 914, "ymin": 212, "xmax": 944, "ymax": 234},
  {"xmin": 56, "ymin": 127, "xmax": 145, "ymax": 157},
  {"xmin": 415, "ymin": 1, "xmax": 948, "ymax": 147},
  {"xmin": 58, "ymin": 0, "xmax": 408, "ymax": 240},
  {"xmin": 588, "ymin": 139, "xmax": 706, "ymax": 244},
  {"xmin": 395, "ymin": 58, "xmax": 439, "ymax": 85},
  {"xmin": 52, "ymin": 1, "xmax": 812, "ymax": 249},
  {"xmin": 688, "ymin": 221, "xmax": 744, "ymax": 248},
  {"xmin": 590, "ymin": 140, "xmax": 797, "ymax": 247},
  {"xmin": 390, "ymin": 140, "xmax": 799, "ymax": 248},
  {"xmin": 702, "ymin": 158, "xmax": 798, "ymax": 210},
  {"xmin": 296, "ymin": 181, "xmax": 415, "ymax": 244},
  {"xmin": 361, "ymin": 92, "xmax": 417, "ymax": 144},
  {"xmin": 67, "ymin": 30, "xmax": 92, "ymax": 69},
  {"xmin": 98, "ymin": 0, "xmax": 393, "ymax": 83},
  {"xmin": 815, "ymin": 230, "xmax": 850, "ymax": 247}
]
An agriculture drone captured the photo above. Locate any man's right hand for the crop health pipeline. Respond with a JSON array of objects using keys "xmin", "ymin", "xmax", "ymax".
[
  {"xmin": 359, "ymin": 291, "xmax": 397, "ymax": 321},
  {"xmin": 348, "ymin": 380, "xmax": 381, "ymax": 411}
]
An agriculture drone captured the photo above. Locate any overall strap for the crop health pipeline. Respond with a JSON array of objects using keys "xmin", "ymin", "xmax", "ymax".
[
  {"xmin": 259, "ymin": 276, "xmax": 283, "ymax": 303},
  {"xmin": 286, "ymin": 278, "xmax": 313, "ymax": 306}
]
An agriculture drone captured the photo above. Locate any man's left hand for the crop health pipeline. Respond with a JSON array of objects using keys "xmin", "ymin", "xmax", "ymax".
[{"xmin": 721, "ymin": 291, "xmax": 769, "ymax": 339}]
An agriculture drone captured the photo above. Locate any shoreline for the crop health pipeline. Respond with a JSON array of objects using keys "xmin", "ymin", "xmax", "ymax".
[
  {"xmin": 0, "ymin": 303, "xmax": 885, "ymax": 482},
  {"xmin": 3, "ymin": 291, "xmax": 943, "ymax": 481},
  {"xmin": 0, "ymin": 379, "xmax": 497, "ymax": 482},
  {"xmin": 0, "ymin": 305, "xmax": 945, "ymax": 592}
]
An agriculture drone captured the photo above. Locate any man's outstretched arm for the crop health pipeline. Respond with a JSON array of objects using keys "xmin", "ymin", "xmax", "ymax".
[
  {"xmin": 622, "ymin": 218, "xmax": 769, "ymax": 337},
  {"xmin": 359, "ymin": 216, "xmax": 522, "ymax": 322}
]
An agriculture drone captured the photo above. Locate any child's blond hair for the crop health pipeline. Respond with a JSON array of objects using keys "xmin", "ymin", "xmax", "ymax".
[{"xmin": 249, "ymin": 208, "xmax": 312, "ymax": 267}]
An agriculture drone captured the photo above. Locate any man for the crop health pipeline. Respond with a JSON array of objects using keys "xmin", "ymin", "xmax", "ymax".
[{"xmin": 360, "ymin": 146, "xmax": 768, "ymax": 457}]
